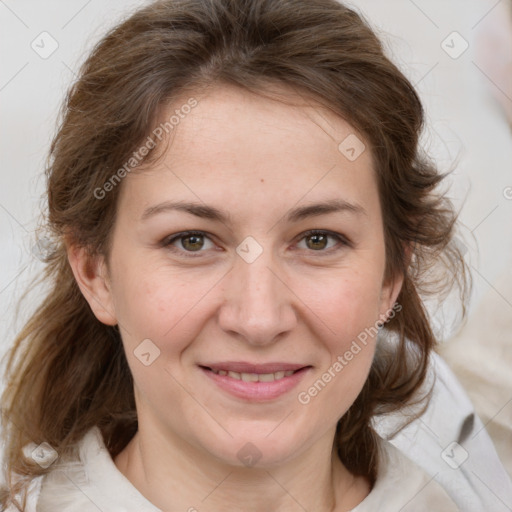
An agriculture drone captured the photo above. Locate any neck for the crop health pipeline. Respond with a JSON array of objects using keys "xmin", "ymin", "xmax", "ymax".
[{"xmin": 113, "ymin": 420, "xmax": 370, "ymax": 512}]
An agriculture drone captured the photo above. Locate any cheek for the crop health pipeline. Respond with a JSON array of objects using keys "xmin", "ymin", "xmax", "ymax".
[
  {"xmin": 305, "ymin": 268, "xmax": 384, "ymax": 343},
  {"xmin": 109, "ymin": 266, "xmax": 234, "ymax": 409},
  {"xmin": 110, "ymin": 256, "xmax": 216, "ymax": 345},
  {"xmin": 296, "ymin": 270, "xmax": 383, "ymax": 408},
  {"xmin": 110, "ymin": 268, "xmax": 208, "ymax": 400}
]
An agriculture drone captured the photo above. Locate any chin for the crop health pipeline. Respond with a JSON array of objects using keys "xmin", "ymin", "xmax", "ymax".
[{"xmin": 196, "ymin": 427, "xmax": 311, "ymax": 469}]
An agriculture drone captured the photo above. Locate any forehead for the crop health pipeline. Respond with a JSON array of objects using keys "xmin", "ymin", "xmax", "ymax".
[
  {"xmin": 161, "ymin": 83, "xmax": 369, "ymax": 173},
  {"xmin": 119, "ymin": 83, "xmax": 379, "ymax": 225}
]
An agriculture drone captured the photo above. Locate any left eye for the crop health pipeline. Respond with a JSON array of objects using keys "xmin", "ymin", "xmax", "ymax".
[
  {"xmin": 163, "ymin": 230, "xmax": 349, "ymax": 258},
  {"xmin": 296, "ymin": 230, "xmax": 347, "ymax": 252}
]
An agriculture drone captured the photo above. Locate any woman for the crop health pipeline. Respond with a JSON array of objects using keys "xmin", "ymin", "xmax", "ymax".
[{"xmin": 0, "ymin": 0, "xmax": 470, "ymax": 510}]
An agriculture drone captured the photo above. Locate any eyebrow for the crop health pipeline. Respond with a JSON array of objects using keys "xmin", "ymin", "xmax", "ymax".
[{"xmin": 140, "ymin": 198, "xmax": 366, "ymax": 224}]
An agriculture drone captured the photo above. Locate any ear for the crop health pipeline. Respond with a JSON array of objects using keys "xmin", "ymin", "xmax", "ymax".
[
  {"xmin": 66, "ymin": 244, "xmax": 117, "ymax": 326},
  {"xmin": 378, "ymin": 242, "xmax": 412, "ymax": 320}
]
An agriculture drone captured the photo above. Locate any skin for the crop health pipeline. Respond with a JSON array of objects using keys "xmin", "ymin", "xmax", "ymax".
[{"xmin": 68, "ymin": 83, "xmax": 403, "ymax": 512}]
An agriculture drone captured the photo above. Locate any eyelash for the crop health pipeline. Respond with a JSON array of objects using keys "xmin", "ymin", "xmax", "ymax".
[{"xmin": 162, "ymin": 229, "xmax": 351, "ymax": 259}]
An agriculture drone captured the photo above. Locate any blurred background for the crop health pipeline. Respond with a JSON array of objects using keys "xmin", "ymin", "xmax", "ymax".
[{"xmin": 1, "ymin": 0, "xmax": 511, "ymax": 476}]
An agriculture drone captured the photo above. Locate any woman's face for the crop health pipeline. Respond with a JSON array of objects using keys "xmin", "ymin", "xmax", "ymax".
[{"xmin": 83, "ymin": 84, "xmax": 402, "ymax": 467}]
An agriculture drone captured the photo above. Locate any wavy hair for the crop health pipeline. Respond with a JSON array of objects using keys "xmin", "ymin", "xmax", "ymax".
[{"xmin": 1, "ymin": 0, "xmax": 469, "ymax": 509}]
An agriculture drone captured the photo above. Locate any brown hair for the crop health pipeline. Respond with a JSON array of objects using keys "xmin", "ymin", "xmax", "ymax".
[{"xmin": 1, "ymin": 0, "xmax": 469, "ymax": 508}]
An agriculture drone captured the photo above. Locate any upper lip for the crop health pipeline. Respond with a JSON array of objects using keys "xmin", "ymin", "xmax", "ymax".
[{"xmin": 201, "ymin": 362, "xmax": 309, "ymax": 374}]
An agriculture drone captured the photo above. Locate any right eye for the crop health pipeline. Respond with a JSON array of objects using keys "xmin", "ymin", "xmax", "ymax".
[{"xmin": 162, "ymin": 231, "xmax": 217, "ymax": 258}]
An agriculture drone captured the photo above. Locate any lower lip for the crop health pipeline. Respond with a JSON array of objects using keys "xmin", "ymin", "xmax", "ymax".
[{"xmin": 200, "ymin": 367, "xmax": 310, "ymax": 402}]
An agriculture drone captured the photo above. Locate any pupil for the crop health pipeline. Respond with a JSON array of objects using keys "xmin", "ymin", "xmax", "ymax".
[
  {"xmin": 183, "ymin": 235, "xmax": 203, "ymax": 251},
  {"xmin": 308, "ymin": 234, "xmax": 326, "ymax": 250}
]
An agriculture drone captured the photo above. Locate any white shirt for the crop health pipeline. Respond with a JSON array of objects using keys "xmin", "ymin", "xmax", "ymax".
[
  {"xmin": 7, "ymin": 426, "xmax": 458, "ymax": 512},
  {"xmin": 376, "ymin": 354, "xmax": 512, "ymax": 512}
]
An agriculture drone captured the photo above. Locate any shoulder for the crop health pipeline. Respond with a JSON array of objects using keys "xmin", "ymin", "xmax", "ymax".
[
  {"xmin": 350, "ymin": 436, "xmax": 460, "ymax": 512},
  {"xmin": 377, "ymin": 353, "xmax": 512, "ymax": 511},
  {"xmin": 32, "ymin": 427, "xmax": 159, "ymax": 512},
  {"xmin": 2, "ymin": 428, "xmax": 110, "ymax": 512},
  {"xmin": 4, "ymin": 427, "xmax": 154, "ymax": 512},
  {"xmin": 3, "ymin": 475, "xmax": 44, "ymax": 512}
]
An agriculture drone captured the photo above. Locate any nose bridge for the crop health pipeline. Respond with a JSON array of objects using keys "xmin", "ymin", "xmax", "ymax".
[{"xmin": 218, "ymin": 240, "xmax": 297, "ymax": 345}]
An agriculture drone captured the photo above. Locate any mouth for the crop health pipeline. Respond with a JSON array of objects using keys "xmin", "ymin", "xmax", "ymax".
[{"xmin": 198, "ymin": 362, "xmax": 311, "ymax": 401}]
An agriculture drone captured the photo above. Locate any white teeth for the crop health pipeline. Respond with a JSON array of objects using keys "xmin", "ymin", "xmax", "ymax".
[
  {"xmin": 210, "ymin": 368, "xmax": 297, "ymax": 382},
  {"xmin": 241, "ymin": 372, "xmax": 259, "ymax": 382}
]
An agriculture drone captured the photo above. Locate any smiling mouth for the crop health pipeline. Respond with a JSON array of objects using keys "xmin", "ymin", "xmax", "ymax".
[{"xmin": 199, "ymin": 364, "xmax": 311, "ymax": 401}]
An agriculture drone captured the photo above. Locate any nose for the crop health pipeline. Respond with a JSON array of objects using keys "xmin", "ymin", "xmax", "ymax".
[{"xmin": 217, "ymin": 246, "xmax": 298, "ymax": 347}]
